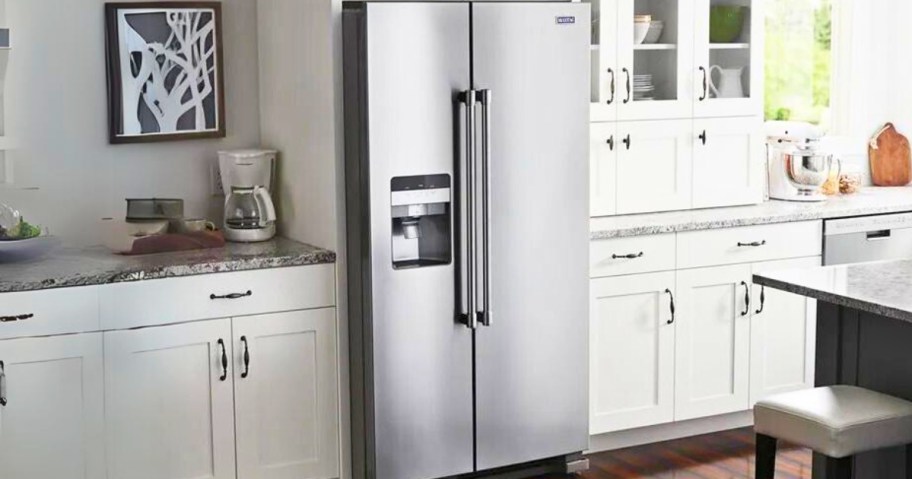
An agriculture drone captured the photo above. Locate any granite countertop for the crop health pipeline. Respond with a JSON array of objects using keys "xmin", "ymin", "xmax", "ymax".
[
  {"xmin": 754, "ymin": 260, "xmax": 912, "ymax": 323},
  {"xmin": 591, "ymin": 187, "xmax": 912, "ymax": 240},
  {"xmin": 0, "ymin": 237, "xmax": 336, "ymax": 294}
]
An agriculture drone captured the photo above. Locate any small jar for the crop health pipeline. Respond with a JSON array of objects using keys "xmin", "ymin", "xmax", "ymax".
[{"xmin": 839, "ymin": 167, "xmax": 862, "ymax": 195}]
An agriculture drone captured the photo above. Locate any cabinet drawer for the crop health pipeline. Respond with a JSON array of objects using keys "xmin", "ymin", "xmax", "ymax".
[
  {"xmin": 99, "ymin": 264, "xmax": 335, "ymax": 330},
  {"xmin": 0, "ymin": 286, "xmax": 100, "ymax": 340},
  {"xmin": 677, "ymin": 221, "xmax": 822, "ymax": 269},
  {"xmin": 591, "ymin": 234, "xmax": 676, "ymax": 278}
]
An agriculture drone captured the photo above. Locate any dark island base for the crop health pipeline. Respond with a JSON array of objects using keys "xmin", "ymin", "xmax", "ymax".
[{"xmin": 815, "ymin": 301, "xmax": 912, "ymax": 478}]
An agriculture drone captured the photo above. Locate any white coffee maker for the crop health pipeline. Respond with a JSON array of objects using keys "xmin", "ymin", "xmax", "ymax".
[{"xmin": 218, "ymin": 150, "xmax": 278, "ymax": 243}]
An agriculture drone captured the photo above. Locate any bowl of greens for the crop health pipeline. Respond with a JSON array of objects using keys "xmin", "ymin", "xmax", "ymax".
[{"xmin": 0, "ymin": 204, "xmax": 60, "ymax": 261}]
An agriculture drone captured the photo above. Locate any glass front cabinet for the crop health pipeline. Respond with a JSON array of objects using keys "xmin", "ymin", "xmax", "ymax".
[{"xmin": 588, "ymin": 0, "xmax": 765, "ymax": 215}]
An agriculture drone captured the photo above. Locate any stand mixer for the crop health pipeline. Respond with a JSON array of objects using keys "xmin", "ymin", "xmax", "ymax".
[
  {"xmin": 766, "ymin": 121, "xmax": 838, "ymax": 202},
  {"xmin": 219, "ymin": 150, "xmax": 278, "ymax": 243}
]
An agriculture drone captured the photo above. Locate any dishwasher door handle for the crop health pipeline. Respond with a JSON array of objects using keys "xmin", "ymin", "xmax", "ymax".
[{"xmin": 866, "ymin": 230, "xmax": 892, "ymax": 241}]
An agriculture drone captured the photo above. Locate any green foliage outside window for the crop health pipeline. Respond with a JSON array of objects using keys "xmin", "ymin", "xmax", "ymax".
[{"xmin": 765, "ymin": 0, "xmax": 832, "ymax": 126}]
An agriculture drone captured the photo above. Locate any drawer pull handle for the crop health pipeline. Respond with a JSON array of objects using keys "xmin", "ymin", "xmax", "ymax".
[
  {"xmin": 0, "ymin": 314, "xmax": 33, "ymax": 323},
  {"xmin": 217, "ymin": 339, "xmax": 228, "ymax": 382},
  {"xmin": 737, "ymin": 240, "xmax": 767, "ymax": 248},
  {"xmin": 241, "ymin": 336, "xmax": 250, "ymax": 379},
  {"xmin": 755, "ymin": 286, "xmax": 766, "ymax": 315},
  {"xmin": 0, "ymin": 360, "xmax": 7, "ymax": 407},
  {"xmin": 210, "ymin": 291, "xmax": 253, "ymax": 301},
  {"xmin": 612, "ymin": 252, "xmax": 644, "ymax": 260},
  {"xmin": 741, "ymin": 281, "xmax": 751, "ymax": 317},
  {"xmin": 665, "ymin": 289, "xmax": 676, "ymax": 325}
]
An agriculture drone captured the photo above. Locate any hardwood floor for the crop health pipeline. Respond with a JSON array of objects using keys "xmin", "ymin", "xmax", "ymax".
[{"xmin": 540, "ymin": 428, "xmax": 812, "ymax": 479}]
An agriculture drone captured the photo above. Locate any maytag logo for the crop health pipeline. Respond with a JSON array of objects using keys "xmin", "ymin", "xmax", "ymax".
[{"xmin": 556, "ymin": 16, "xmax": 576, "ymax": 25}]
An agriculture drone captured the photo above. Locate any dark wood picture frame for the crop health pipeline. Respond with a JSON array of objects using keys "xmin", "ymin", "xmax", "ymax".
[{"xmin": 105, "ymin": 2, "xmax": 226, "ymax": 144}]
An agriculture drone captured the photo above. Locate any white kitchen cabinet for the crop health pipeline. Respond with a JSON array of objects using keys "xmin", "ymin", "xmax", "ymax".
[
  {"xmin": 674, "ymin": 264, "xmax": 752, "ymax": 421},
  {"xmin": 234, "ymin": 309, "xmax": 340, "ymax": 479},
  {"xmin": 105, "ymin": 319, "xmax": 237, "ymax": 479},
  {"xmin": 0, "ymin": 334, "xmax": 105, "ymax": 479},
  {"xmin": 590, "ymin": 272, "xmax": 676, "ymax": 434},
  {"xmin": 616, "ymin": 119, "xmax": 693, "ymax": 214},
  {"xmin": 590, "ymin": 122, "xmax": 618, "ymax": 216},
  {"xmin": 590, "ymin": 0, "xmax": 618, "ymax": 122},
  {"xmin": 750, "ymin": 257, "xmax": 819, "ymax": 404},
  {"xmin": 693, "ymin": 0, "xmax": 764, "ymax": 118},
  {"xmin": 692, "ymin": 117, "xmax": 765, "ymax": 208}
]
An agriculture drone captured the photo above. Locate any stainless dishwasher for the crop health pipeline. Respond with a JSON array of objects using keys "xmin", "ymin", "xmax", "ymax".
[{"xmin": 824, "ymin": 212, "xmax": 912, "ymax": 265}]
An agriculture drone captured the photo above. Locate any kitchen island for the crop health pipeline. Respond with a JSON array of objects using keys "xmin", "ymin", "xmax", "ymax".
[{"xmin": 755, "ymin": 260, "xmax": 912, "ymax": 478}]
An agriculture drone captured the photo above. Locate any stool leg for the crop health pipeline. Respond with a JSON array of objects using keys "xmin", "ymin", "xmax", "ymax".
[
  {"xmin": 755, "ymin": 434, "xmax": 777, "ymax": 479},
  {"xmin": 906, "ymin": 444, "xmax": 912, "ymax": 479},
  {"xmin": 825, "ymin": 456, "xmax": 852, "ymax": 479}
]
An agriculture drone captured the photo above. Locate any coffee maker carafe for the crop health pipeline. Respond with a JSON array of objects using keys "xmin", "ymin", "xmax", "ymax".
[{"xmin": 219, "ymin": 150, "xmax": 278, "ymax": 243}]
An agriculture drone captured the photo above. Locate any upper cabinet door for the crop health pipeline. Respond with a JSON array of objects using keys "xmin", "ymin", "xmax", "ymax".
[
  {"xmin": 616, "ymin": 119, "xmax": 694, "ymax": 214},
  {"xmin": 693, "ymin": 0, "xmax": 764, "ymax": 117},
  {"xmin": 591, "ymin": 122, "xmax": 618, "ymax": 217},
  {"xmin": 234, "ymin": 309, "xmax": 340, "ymax": 479},
  {"xmin": 589, "ymin": 0, "xmax": 619, "ymax": 122},
  {"xmin": 0, "ymin": 334, "xmax": 105, "ymax": 479},
  {"xmin": 617, "ymin": 0, "xmax": 695, "ymax": 121},
  {"xmin": 104, "ymin": 319, "xmax": 237, "ymax": 479},
  {"xmin": 692, "ymin": 116, "xmax": 765, "ymax": 208}
]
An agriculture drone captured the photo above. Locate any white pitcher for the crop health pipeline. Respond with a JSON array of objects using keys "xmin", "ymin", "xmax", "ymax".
[{"xmin": 708, "ymin": 65, "xmax": 745, "ymax": 99}]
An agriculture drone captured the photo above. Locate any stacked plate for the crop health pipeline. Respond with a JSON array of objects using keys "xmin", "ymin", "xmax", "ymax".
[{"xmin": 633, "ymin": 74, "xmax": 655, "ymax": 101}]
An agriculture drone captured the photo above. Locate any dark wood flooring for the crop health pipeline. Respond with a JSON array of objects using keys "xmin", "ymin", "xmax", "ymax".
[{"xmin": 539, "ymin": 428, "xmax": 812, "ymax": 479}]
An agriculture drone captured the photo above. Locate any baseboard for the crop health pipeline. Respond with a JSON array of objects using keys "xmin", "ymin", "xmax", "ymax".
[{"xmin": 587, "ymin": 410, "xmax": 754, "ymax": 453}]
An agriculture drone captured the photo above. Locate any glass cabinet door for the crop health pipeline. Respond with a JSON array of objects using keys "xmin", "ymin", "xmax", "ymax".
[
  {"xmin": 617, "ymin": 0, "xmax": 695, "ymax": 121},
  {"xmin": 693, "ymin": 0, "xmax": 764, "ymax": 117},
  {"xmin": 589, "ymin": 0, "xmax": 618, "ymax": 122}
]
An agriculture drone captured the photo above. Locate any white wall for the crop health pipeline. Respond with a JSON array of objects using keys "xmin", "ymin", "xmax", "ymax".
[{"xmin": 0, "ymin": 0, "xmax": 262, "ymax": 246}]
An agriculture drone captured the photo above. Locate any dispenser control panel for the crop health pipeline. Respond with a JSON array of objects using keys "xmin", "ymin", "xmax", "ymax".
[{"xmin": 390, "ymin": 174, "xmax": 452, "ymax": 269}]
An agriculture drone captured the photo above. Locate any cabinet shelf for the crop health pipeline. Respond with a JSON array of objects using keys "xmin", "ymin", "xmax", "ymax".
[
  {"xmin": 634, "ymin": 43, "xmax": 678, "ymax": 51},
  {"xmin": 710, "ymin": 43, "xmax": 750, "ymax": 50}
]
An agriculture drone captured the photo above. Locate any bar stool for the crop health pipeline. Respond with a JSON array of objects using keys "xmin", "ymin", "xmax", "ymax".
[{"xmin": 754, "ymin": 385, "xmax": 912, "ymax": 479}]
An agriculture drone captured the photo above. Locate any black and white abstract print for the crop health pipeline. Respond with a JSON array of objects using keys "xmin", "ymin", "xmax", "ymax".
[{"xmin": 107, "ymin": 3, "xmax": 224, "ymax": 142}]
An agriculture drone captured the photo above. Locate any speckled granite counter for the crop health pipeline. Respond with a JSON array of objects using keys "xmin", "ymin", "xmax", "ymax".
[
  {"xmin": 591, "ymin": 187, "xmax": 912, "ymax": 240},
  {"xmin": 0, "ymin": 237, "xmax": 336, "ymax": 294},
  {"xmin": 754, "ymin": 260, "xmax": 912, "ymax": 323}
]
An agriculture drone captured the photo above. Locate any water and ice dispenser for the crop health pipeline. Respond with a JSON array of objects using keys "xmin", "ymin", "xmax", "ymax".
[{"xmin": 391, "ymin": 174, "xmax": 452, "ymax": 268}]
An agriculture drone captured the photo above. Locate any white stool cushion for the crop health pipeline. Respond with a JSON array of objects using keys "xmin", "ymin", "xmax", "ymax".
[{"xmin": 754, "ymin": 386, "xmax": 912, "ymax": 458}]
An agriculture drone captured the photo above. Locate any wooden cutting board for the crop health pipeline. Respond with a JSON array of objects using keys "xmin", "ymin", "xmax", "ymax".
[{"xmin": 869, "ymin": 123, "xmax": 912, "ymax": 186}]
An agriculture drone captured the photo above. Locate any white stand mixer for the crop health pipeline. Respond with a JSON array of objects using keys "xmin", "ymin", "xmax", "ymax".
[{"xmin": 766, "ymin": 121, "xmax": 837, "ymax": 203}]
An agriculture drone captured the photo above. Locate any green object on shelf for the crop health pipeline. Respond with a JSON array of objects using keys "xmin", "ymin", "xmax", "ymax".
[{"xmin": 709, "ymin": 6, "xmax": 746, "ymax": 43}]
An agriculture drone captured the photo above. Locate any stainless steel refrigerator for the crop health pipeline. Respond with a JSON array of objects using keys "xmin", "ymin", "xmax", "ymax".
[{"xmin": 343, "ymin": 3, "xmax": 590, "ymax": 478}]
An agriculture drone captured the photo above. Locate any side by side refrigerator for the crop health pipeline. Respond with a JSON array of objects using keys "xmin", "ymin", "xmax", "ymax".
[{"xmin": 343, "ymin": 3, "xmax": 590, "ymax": 478}]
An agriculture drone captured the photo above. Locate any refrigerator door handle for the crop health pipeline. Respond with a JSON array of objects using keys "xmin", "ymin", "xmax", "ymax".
[
  {"xmin": 479, "ymin": 89, "xmax": 493, "ymax": 327},
  {"xmin": 459, "ymin": 89, "xmax": 478, "ymax": 329}
]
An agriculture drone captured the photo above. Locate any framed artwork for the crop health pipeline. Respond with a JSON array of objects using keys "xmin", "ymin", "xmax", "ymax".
[{"xmin": 105, "ymin": 2, "xmax": 226, "ymax": 144}]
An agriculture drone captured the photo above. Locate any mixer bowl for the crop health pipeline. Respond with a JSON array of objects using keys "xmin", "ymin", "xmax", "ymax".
[{"xmin": 785, "ymin": 149, "xmax": 834, "ymax": 195}]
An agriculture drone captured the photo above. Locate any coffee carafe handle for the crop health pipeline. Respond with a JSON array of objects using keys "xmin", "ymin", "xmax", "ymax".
[{"xmin": 254, "ymin": 186, "xmax": 277, "ymax": 225}]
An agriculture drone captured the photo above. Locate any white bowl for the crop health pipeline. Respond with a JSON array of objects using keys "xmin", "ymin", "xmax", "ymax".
[
  {"xmin": 644, "ymin": 21, "xmax": 664, "ymax": 43},
  {"xmin": 634, "ymin": 22, "xmax": 651, "ymax": 44},
  {"xmin": 0, "ymin": 236, "xmax": 62, "ymax": 262}
]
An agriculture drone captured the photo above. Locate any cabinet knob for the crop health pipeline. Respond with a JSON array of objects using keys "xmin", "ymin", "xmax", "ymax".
[
  {"xmin": 607, "ymin": 135, "xmax": 614, "ymax": 151},
  {"xmin": 737, "ymin": 240, "xmax": 767, "ymax": 248},
  {"xmin": 217, "ymin": 339, "xmax": 228, "ymax": 382},
  {"xmin": 611, "ymin": 252, "xmax": 643, "ymax": 260},
  {"xmin": 607, "ymin": 68, "xmax": 616, "ymax": 105},
  {"xmin": 755, "ymin": 286, "xmax": 766, "ymax": 315},
  {"xmin": 210, "ymin": 291, "xmax": 253, "ymax": 301},
  {"xmin": 699, "ymin": 66, "xmax": 708, "ymax": 101},
  {"xmin": 665, "ymin": 289, "xmax": 676, "ymax": 325},
  {"xmin": 622, "ymin": 134, "xmax": 631, "ymax": 150},
  {"xmin": 0, "ymin": 314, "xmax": 34, "ymax": 323},
  {"xmin": 699, "ymin": 130, "xmax": 707, "ymax": 145},
  {"xmin": 241, "ymin": 336, "xmax": 251, "ymax": 379},
  {"xmin": 0, "ymin": 360, "xmax": 7, "ymax": 407},
  {"xmin": 741, "ymin": 282, "xmax": 751, "ymax": 317},
  {"xmin": 622, "ymin": 68, "xmax": 631, "ymax": 104}
]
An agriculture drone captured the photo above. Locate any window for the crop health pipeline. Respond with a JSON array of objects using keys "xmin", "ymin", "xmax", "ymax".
[{"xmin": 765, "ymin": 0, "xmax": 833, "ymax": 127}]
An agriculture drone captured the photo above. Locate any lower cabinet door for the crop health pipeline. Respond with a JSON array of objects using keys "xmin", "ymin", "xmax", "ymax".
[
  {"xmin": 590, "ymin": 273, "xmax": 676, "ymax": 434},
  {"xmin": 675, "ymin": 265, "xmax": 752, "ymax": 421},
  {"xmin": 104, "ymin": 319, "xmax": 236, "ymax": 479},
  {"xmin": 233, "ymin": 309, "xmax": 339, "ymax": 479},
  {"xmin": 0, "ymin": 334, "xmax": 105, "ymax": 479},
  {"xmin": 750, "ymin": 257, "xmax": 820, "ymax": 404}
]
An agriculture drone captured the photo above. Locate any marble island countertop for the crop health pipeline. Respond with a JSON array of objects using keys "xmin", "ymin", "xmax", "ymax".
[
  {"xmin": 0, "ymin": 237, "xmax": 336, "ymax": 294},
  {"xmin": 754, "ymin": 260, "xmax": 912, "ymax": 323},
  {"xmin": 591, "ymin": 187, "xmax": 912, "ymax": 240}
]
